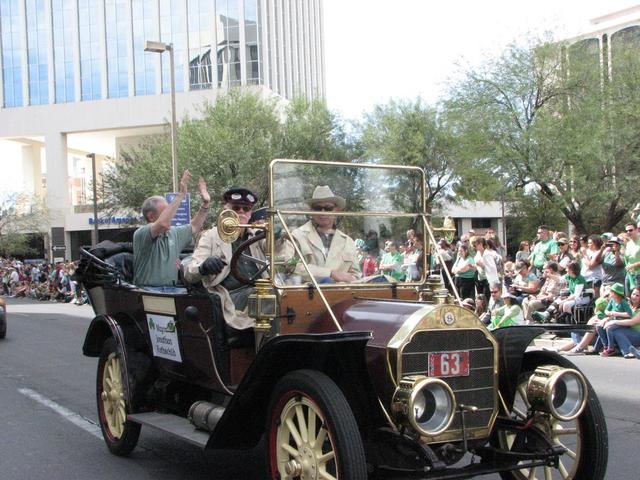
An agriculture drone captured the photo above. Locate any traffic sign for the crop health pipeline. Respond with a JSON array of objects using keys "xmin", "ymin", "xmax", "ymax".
[
  {"xmin": 51, "ymin": 245, "xmax": 66, "ymax": 251},
  {"xmin": 165, "ymin": 193, "xmax": 191, "ymax": 227}
]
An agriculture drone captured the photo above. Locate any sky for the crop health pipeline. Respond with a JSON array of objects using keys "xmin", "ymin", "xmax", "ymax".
[
  {"xmin": 322, "ymin": 0, "xmax": 639, "ymax": 120},
  {"xmin": 1, "ymin": 0, "xmax": 638, "ymax": 192}
]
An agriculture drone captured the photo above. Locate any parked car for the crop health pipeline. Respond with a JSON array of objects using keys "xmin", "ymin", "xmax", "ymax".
[
  {"xmin": 0, "ymin": 296, "xmax": 6, "ymax": 339},
  {"xmin": 77, "ymin": 159, "xmax": 608, "ymax": 479}
]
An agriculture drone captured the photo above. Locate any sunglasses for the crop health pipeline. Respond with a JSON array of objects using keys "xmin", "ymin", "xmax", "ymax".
[
  {"xmin": 231, "ymin": 204, "xmax": 253, "ymax": 213},
  {"xmin": 490, "ymin": 290, "xmax": 500, "ymax": 294},
  {"xmin": 626, "ymin": 229, "xmax": 635, "ymax": 233},
  {"xmin": 312, "ymin": 205, "xmax": 335, "ymax": 212}
]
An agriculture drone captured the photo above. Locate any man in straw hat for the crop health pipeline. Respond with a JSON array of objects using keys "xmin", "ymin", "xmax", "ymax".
[{"xmin": 288, "ymin": 185, "xmax": 360, "ymax": 283}]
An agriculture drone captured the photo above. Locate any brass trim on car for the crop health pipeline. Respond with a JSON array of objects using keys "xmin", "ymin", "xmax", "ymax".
[{"xmin": 386, "ymin": 304, "xmax": 499, "ymax": 444}]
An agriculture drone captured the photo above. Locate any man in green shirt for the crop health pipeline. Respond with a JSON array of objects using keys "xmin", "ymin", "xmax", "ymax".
[
  {"xmin": 133, "ymin": 170, "xmax": 210, "ymax": 291},
  {"xmin": 530, "ymin": 225, "xmax": 559, "ymax": 275}
]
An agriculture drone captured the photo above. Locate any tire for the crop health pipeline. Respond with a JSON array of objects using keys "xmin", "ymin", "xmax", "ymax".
[
  {"xmin": 267, "ymin": 370, "xmax": 367, "ymax": 480},
  {"xmin": 496, "ymin": 351, "xmax": 608, "ymax": 480},
  {"xmin": 96, "ymin": 337, "xmax": 141, "ymax": 456}
]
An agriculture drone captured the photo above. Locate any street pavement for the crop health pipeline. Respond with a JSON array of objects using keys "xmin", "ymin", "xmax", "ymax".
[{"xmin": 0, "ymin": 297, "xmax": 638, "ymax": 479}]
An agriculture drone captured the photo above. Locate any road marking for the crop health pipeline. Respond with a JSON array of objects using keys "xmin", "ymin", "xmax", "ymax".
[{"xmin": 18, "ymin": 387, "xmax": 102, "ymax": 439}]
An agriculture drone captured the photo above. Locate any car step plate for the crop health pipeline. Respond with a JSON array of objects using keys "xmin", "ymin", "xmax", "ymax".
[{"xmin": 128, "ymin": 412, "xmax": 210, "ymax": 448}]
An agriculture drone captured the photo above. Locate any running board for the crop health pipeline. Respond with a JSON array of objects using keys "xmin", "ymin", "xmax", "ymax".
[{"xmin": 128, "ymin": 412, "xmax": 210, "ymax": 448}]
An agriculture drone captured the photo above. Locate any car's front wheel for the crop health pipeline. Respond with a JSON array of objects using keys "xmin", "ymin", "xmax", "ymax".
[
  {"xmin": 96, "ymin": 337, "xmax": 141, "ymax": 456},
  {"xmin": 267, "ymin": 370, "xmax": 367, "ymax": 480},
  {"xmin": 496, "ymin": 351, "xmax": 608, "ymax": 480}
]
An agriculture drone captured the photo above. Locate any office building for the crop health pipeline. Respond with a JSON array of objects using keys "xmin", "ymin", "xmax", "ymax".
[{"xmin": 0, "ymin": 0, "xmax": 325, "ymax": 259}]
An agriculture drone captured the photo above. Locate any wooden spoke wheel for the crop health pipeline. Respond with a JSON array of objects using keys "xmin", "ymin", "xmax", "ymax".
[
  {"xmin": 97, "ymin": 338, "xmax": 141, "ymax": 456},
  {"xmin": 268, "ymin": 370, "xmax": 367, "ymax": 480}
]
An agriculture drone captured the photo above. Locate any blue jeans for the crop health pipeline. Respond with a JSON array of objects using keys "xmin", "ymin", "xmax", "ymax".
[{"xmin": 610, "ymin": 327, "xmax": 640, "ymax": 355}]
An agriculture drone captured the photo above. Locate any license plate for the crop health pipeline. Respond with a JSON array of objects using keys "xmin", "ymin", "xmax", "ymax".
[{"xmin": 428, "ymin": 351, "xmax": 470, "ymax": 378}]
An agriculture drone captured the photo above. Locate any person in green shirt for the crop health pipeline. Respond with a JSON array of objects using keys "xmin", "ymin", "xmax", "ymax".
[
  {"xmin": 451, "ymin": 244, "xmax": 476, "ymax": 300},
  {"xmin": 530, "ymin": 225, "xmax": 559, "ymax": 275},
  {"xmin": 623, "ymin": 222, "xmax": 640, "ymax": 291},
  {"xmin": 488, "ymin": 292, "xmax": 524, "ymax": 330},
  {"xmin": 379, "ymin": 240, "xmax": 405, "ymax": 281},
  {"xmin": 597, "ymin": 282, "xmax": 634, "ymax": 356}
]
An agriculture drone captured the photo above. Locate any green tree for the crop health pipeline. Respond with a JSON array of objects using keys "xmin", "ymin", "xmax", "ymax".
[
  {"xmin": 101, "ymin": 91, "xmax": 355, "ymax": 217},
  {"xmin": 360, "ymin": 99, "xmax": 463, "ymax": 209},
  {"xmin": 446, "ymin": 36, "xmax": 640, "ymax": 234},
  {"xmin": 0, "ymin": 193, "xmax": 48, "ymax": 257}
]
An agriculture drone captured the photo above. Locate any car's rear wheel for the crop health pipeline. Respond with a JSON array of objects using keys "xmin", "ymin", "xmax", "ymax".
[
  {"xmin": 496, "ymin": 351, "xmax": 608, "ymax": 480},
  {"xmin": 267, "ymin": 370, "xmax": 367, "ymax": 480},
  {"xmin": 97, "ymin": 337, "xmax": 141, "ymax": 456}
]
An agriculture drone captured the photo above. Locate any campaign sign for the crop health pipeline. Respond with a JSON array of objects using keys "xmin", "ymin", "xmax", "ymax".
[
  {"xmin": 165, "ymin": 192, "xmax": 191, "ymax": 226},
  {"xmin": 146, "ymin": 313, "xmax": 183, "ymax": 362}
]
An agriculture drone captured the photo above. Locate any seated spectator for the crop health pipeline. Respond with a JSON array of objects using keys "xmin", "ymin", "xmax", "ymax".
[
  {"xmin": 561, "ymin": 286, "xmax": 612, "ymax": 354},
  {"xmin": 533, "ymin": 261, "xmax": 587, "ymax": 323},
  {"xmin": 597, "ymin": 283, "xmax": 634, "ymax": 357},
  {"xmin": 503, "ymin": 261, "xmax": 516, "ymax": 289},
  {"xmin": 581, "ymin": 235, "xmax": 604, "ymax": 297},
  {"xmin": 509, "ymin": 259, "xmax": 540, "ymax": 304},
  {"xmin": 568, "ymin": 235, "xmax": 582, "ymax": 262},
  {"xmin": 479, "ymin": 282, "xmax": 505, "ymax": 326},
  {"xmin": 523, "ymin": 261, "xmax": 562, "ymax": 323},
  {"xmin": 488, "ymin": 292, "xmax": 524, "ymax": 330},
  {"xmin": 556, "ymin": 237, "xmax": 574, "ymax": 273},
  {"xmin": 475, "ymin": 294, "xmax": 488, "ymax": 318}
]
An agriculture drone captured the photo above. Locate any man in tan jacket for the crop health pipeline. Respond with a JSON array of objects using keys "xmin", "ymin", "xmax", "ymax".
[
  {"xmin": 184, "ymin": 187, "xmax": 265, "ymax": 330},
  {"xmin": 289, "ymin": 185, "xmax": 360, "ymax": 283}
]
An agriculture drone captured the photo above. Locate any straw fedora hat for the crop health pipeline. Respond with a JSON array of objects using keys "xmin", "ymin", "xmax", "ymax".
[{"xmin": 308, "ymin": 185, "xmax": 346, "ymax": 210}]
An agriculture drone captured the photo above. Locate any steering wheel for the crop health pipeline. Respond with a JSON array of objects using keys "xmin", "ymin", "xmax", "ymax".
[{"xmin": 229, "ymin": 231, "xmax": 269, "ymax": 285}]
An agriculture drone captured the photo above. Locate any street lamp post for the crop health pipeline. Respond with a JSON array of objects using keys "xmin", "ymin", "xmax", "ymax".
[
  {"xmin": 87, "ymin": 153, "xmax": 99, "ymax": 247},
  {"xmin": 145, "ymin": 40, "xmax": 178, "ymax": 192}
]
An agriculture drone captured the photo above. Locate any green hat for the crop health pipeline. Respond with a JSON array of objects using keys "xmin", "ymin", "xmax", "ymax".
[{"xmin": 610, "ymin": 282, "xmax": 625, "ymax": 296}]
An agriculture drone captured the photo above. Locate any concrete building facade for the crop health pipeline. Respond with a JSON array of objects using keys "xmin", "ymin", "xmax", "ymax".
[{"xmin": 0, "ymin": 0, "xmax": 325, "ymax": 260}]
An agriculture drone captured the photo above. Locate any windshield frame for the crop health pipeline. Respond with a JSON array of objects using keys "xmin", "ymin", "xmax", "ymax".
[{"xmin": 268, "ymin": 159, "xmax": 428, "ymax": 290}]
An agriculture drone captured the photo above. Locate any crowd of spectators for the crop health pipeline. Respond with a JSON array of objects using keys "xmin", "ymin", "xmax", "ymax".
[
  {"xmin": 0, "ymin": 258, "xmax": 88, "ymax": 304},
  {"xmin": 439, "ymin": 221, "xmax": 640, "ymax": 358},
  {"xmin": 354, "ymin": 229, "xmax": 425, "ymax": 282}
]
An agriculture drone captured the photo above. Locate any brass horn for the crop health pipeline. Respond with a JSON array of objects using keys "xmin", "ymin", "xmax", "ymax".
[{"xmin": 217, "ymin": 209, "xmax": 242, "ymax": 243}]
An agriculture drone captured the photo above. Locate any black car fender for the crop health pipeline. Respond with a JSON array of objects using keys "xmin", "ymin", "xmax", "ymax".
[
  {"xmin": 206, "ymin": 331, "xmax": 385, "ymax": 450},
  {"xmin": 491, "ymin": 325, "xmax": 546, "ymax": 410},
  {"xmin": 82, "ymin": 312, "xmax": 148, "ymax": 357}
]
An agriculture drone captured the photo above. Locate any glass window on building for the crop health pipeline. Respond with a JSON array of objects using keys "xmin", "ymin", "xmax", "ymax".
[
  {"xmin": 188, "ymin": 0, "xmax": 212, "ymax": 90},
  {"xmin": 0, "ymin": 0, "xmax": 24, "ymax": 107},
  {"xmin": 471, "ymin": 218, "xmax": 493, "ymax": 230},
  {"xmin": 52, "ymin": 0, "xmax": 76, "ymax": 103},
  {"xmin": 245, "ymin": 0, "xmax": 261, "ymax": 85},
  {"xmin": 159, "ymin": 0, "xmax": 186, "ymax": 93},
  {"xmin": 79, "ymin": 0, "xmax": 102, "ymax": 101},
  {"xmin": 611, "ymin": 26, "xmax": 640, "ymax": 69},
  {"xmin": 26, "ymin": 0, "xmax": 49, "ymax": 105},
  {"xmin": 216, "ymin": 0, "xmax": 241, "ymax": 87},
  {"xmin": 132, "ymin": 0, "xmax": 158, "ymax": 96},
  {"xmin": 105, "ymin": 0, "xmax": 129, "ymax": 98}
]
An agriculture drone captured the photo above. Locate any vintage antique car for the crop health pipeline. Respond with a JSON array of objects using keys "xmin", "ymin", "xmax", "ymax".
[{"xmin": 78, "ymin": 160, "xmax": 607, "ymax": 479}]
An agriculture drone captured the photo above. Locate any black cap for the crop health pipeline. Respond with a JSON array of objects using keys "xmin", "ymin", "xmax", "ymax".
[{"xmin": 222, "ymin": 187, "xmax": 257, "ymax": 205}]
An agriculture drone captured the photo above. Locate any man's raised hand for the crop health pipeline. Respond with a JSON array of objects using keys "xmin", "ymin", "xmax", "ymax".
[{"xmin": 198, "ymin": 176, "xmax": 210, "ymax": 204}]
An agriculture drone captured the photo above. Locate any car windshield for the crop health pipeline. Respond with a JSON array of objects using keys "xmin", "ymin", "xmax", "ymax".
[{"xmin": 269, "ymin": 160, "xmax": 426, "ymax": 287}]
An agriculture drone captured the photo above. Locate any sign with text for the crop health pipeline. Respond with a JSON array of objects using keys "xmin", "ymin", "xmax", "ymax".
[
  {"xmin": 146, "ymin": 313, "xmax": 183, "ymax": 362},
  {"xmin": 165, "ymin": 193, "xmax": 191, "ymax": 226}
]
